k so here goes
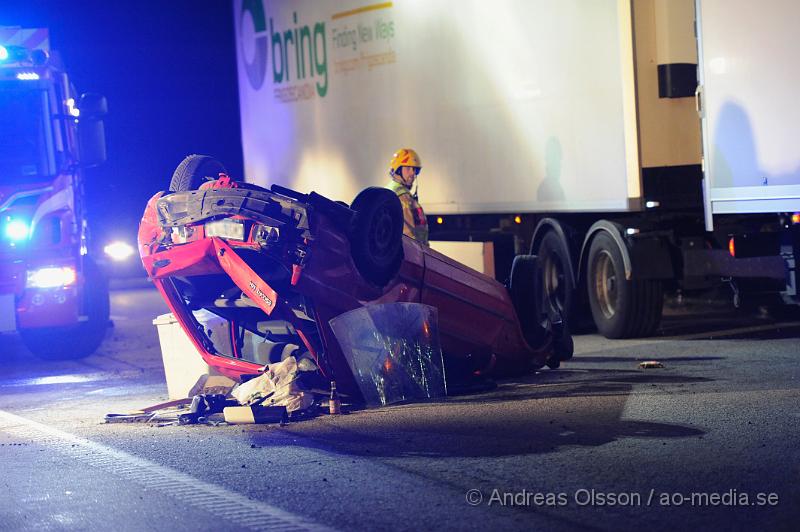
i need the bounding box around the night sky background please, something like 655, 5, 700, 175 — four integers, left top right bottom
1, 0, 244, 248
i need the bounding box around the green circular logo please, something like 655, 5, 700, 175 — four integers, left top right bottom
240, 0, 268, 90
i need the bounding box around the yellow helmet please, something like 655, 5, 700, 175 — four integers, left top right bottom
389, 148, 422, 176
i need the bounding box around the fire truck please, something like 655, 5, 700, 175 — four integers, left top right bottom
0, 27, 109, 359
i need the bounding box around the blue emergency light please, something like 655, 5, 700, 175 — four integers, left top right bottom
4, 219, 30, 241
0, 44, 46, 65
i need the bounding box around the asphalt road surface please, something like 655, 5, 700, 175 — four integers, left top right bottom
1, 282, 798, 531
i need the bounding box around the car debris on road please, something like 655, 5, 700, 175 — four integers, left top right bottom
105, 357, 343, 426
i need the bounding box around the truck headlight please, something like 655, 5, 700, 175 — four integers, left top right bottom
104, 241, 135, 261
26, 267, 77, 289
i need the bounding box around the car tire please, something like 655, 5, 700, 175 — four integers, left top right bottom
169, 154, 227, 191
20, 258, 110, 360
349, 187, 404, 286
587, 232, 663, 338
509, 255, 548, 349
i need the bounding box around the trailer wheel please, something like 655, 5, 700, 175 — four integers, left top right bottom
349, 187, 404, 286
536, 231, 575, 324
587, 232, 663, 338
20, 258, 110, 359
169, 154, 227, 191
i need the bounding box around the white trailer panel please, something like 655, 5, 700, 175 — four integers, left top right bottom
234, 0, 641, 214
697, 0, 800, 224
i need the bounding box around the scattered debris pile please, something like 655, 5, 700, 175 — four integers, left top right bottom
105, 356, 345, 427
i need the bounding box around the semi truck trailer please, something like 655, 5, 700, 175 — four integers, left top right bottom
232, 0, 799, 338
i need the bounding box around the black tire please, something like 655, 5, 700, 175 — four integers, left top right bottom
20, 258, 110, 359
509, 255, 548, 349
169, 154, 227, 191
349, 187, 404, 286
536, 231, 576, 324
586, 232, 663, 338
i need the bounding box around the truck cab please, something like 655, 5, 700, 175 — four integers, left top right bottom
0, 27, 109, 358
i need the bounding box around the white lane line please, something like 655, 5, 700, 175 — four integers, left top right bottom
0, 409, 336, 532
2, 370, 150, 387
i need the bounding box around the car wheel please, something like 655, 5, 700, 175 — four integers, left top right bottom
509, 255, 548, 349
587, 232, 663, 338
536, 231, 575, 324
349, 187, 404, 286
20, 258, 110, 359
169, 154, 227, 191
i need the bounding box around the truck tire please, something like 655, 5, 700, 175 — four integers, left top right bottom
536, 231, 575, 325
20, 258, 110, 359
169, 154, 227, 191
587, 232, 663, 338
349, 187, 404, 286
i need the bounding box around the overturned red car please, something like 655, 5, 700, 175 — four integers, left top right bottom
138, 155, 572, 399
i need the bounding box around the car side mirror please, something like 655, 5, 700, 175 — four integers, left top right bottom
77, 93, 108, 167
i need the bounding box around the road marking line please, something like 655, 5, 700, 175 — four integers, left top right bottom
3, 370, 148, 387
0, 409, 335, 532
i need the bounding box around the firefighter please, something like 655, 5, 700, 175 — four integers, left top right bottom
386, 148, 429, 246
